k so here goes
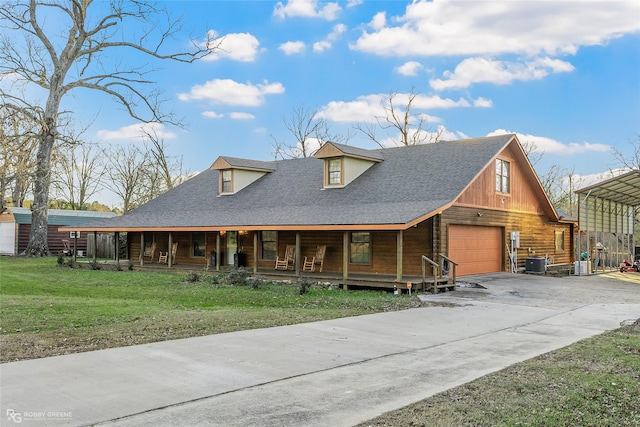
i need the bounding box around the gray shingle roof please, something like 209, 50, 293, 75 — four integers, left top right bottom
75, 135, 515, 230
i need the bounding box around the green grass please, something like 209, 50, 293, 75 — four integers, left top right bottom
358, 319, 640, 427
0, 257, 422, 362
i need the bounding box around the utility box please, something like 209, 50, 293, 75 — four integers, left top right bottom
525, 257, 546, 273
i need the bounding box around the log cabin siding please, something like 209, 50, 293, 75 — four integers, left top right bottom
442, 206, 573, 271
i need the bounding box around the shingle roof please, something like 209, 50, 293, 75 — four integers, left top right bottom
72, 134, 516, 231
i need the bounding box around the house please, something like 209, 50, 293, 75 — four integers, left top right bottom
62, 134, 574, 288
0, 207, 116, 256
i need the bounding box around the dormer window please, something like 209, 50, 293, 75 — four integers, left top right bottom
221, 170, 233, 193
211, 156, 275, 195
314, 142, 383, 189
327, 158, 342, 186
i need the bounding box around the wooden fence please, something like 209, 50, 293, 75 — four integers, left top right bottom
86, 233, 115, 259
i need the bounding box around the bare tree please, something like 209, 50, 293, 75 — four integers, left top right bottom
143, 127, 188, 198
356, 88, 443, 148
103, 144, 149, 213
51, 142, 105, 210
0, 0, 217, 256
0, 106, 39, 207
272, 106, 352, 159
538, 165, 584, 217
612, 134, 640, 171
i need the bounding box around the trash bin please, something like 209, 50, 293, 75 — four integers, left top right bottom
525, 257, 546, 273
234, 252, 246, 268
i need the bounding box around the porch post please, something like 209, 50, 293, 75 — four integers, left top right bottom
253, 232, 259, 274
216, 232, 221, 271
93, 231, 97, 263
397, 230, 403, 282
140, 233, 144, 266
115, 232, 120, 263
342, 231, 349, 289
295, 232, 301, 276
168, 232, 173, 268
73, 234, 77, 262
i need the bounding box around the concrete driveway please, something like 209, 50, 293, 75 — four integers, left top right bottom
1, 272, 638, 427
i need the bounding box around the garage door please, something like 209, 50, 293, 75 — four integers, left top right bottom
448, 225, 502, 276
0, 221, 16, 255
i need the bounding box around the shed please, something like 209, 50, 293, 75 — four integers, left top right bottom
0, 207, 116, 256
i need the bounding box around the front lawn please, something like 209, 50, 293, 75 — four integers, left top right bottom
0, 257, 422, 362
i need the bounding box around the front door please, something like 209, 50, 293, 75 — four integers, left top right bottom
226, 231, 237, 265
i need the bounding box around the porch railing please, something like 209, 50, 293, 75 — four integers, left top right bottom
421, 254, 458, 294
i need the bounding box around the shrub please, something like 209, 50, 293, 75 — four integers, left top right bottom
296, 277, 314, 295
89, 260, 101, 270
114, 262, 123, 271
127, 261, 134, 271
185, 271, 200, 283
56, 254, 66, 266
223, 268, 251, 286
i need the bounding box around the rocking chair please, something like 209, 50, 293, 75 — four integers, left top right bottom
275, 245, 295, 270
302, 245, 326, 272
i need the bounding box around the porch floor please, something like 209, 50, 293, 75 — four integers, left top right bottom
107, 260, 454, 292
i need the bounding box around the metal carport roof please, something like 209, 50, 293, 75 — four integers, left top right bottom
575, 170, 640, 207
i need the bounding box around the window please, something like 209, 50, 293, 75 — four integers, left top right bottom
261, 231, 277, 260
350, 232, 371, 264
221, 170, 232, 193
555, 230, 565, 252
328, 158, 342, 185
496, 159, 510, 193
143, 232, 154, 253
192, 232, 206, 257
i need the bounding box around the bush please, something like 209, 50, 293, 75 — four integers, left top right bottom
56, 254, 66, 266
223, 268, 251, 286
296, 277, 314, 295
113, 262, 123, 271
185, 271, 200, 283
89, 260, 101, 270
127, 261, 134, 271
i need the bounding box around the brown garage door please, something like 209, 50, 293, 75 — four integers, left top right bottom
449, 225, 503, 276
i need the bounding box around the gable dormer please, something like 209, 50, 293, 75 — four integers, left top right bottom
210, 156, 274, 195
313, 142, 383, 188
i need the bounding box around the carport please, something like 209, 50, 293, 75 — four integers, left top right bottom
576, 170, 640, 274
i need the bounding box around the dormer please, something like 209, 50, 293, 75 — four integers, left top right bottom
210, 156, 274, 195
314, 142, 383, 188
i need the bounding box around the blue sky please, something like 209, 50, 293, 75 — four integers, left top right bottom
15, 1, 640, 204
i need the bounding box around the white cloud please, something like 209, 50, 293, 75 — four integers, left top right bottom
487, 129, 611, 155
351, 0, 640, 57
96, 122, 176, 141
473, 97, 493, 108
369, 11, 386, 31
274, 0, 341, 20
178, 79, 285, 107
279, 40, 306, 55
314, 23, 347, 52
396, 61, 423, 76
230, 112, 255, 120
346, 0, 363, 8
430, 57, 575, 90
204, 31, 261, 62
318, 93, 477, 123
202, 111, 223, 119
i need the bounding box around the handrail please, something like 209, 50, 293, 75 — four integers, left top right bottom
439, 253, 458, 287
421, 255, 439, 292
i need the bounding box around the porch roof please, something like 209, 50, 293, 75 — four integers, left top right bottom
65, 135, 517, 232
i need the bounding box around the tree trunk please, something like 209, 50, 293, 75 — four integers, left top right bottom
24, 119, 55, 257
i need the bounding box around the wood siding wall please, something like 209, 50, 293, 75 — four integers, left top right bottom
17, 224, 91, 256
456, 144, 547, 215
442, 206, 573, 271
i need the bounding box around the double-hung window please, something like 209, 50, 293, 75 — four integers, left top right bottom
221, 170, 232, 193
350, 232, 371, 264
495, 159, 510, 193
327, 158, 342, 186
261, 231, 277, 260
192, 232, 206, 257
